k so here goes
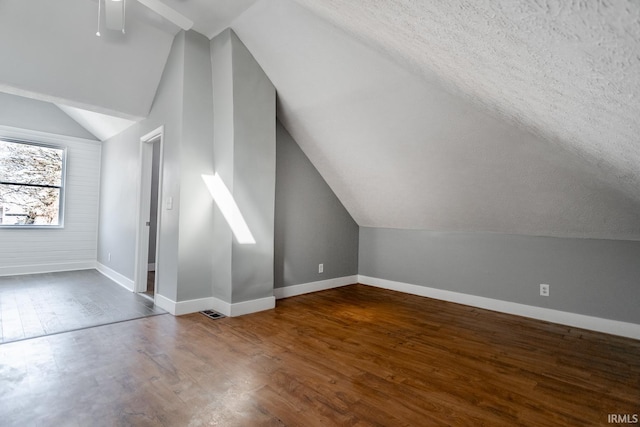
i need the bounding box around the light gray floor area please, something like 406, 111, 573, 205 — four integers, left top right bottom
0, 269, 165, 344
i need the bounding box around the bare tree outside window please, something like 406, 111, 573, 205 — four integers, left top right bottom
0, 139, 65, 226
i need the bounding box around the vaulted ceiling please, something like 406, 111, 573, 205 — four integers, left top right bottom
0, 0, 179, 119
1, 0, 638, 239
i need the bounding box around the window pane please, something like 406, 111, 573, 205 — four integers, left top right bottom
0, 139, 64, 186
0, 184, 60, 225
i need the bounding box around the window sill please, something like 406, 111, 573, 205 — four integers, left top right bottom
0, 225, 65, 229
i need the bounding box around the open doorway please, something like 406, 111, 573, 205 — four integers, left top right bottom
145, 140, 161, 298
134, 127, 163, 300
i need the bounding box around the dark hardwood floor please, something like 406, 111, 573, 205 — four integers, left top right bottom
0, 270, 165, 343
1, 284, 638, 426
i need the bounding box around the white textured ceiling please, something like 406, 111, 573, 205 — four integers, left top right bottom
231, 0, 640, 239
288, 0, 640, 201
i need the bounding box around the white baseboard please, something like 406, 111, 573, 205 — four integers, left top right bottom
96, 263, 135, 291
358, 275, 640, 340
274, 275, 358, 299
148, 263, 156, 272
228, 296, 276, 317
175, 296, 220, 316
0, 261, 96, 277
155, 294, 275, 317
155, 294, 214, 316
154, 293, 177, 315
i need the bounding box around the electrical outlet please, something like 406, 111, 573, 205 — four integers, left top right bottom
540, 284, 550, 297
319, 263, 324, 274
108, 253, 111, 262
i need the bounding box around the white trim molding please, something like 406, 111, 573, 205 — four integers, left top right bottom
96, 262, 134, 291
0, 261, 96, 277
154, 294, 276, 317
358, 275, 640, 340
274, 275, 358, 299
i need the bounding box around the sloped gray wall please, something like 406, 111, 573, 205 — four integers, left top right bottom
275, 122, 359, 287
229, 31, 277, 303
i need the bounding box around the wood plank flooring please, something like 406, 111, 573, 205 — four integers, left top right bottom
1, 284, 638, 426
0, 270, 165, 343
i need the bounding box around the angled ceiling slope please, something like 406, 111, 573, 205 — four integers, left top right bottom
0, 0, 180, 120
230, 0, 640, 240
56, 104, 136, 141
0, 92, 97, 140
289, 0, 640, 200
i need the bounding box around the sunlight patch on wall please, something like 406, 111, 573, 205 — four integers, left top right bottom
202, 173, 255, 244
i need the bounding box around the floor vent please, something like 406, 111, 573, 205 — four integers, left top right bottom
200, 309, 225, 320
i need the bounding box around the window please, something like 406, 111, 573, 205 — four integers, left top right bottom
0, 139, 66, 227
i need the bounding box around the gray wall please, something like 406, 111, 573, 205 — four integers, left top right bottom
99, 30, 217, 303
138, 32, 185, 301
210, 29, 276, 304
359, 227, 640, 324
229, 31, 276, 303
210, 29, 234, 303
0, 92, 96, 140
97, 124, 141, 279
175, 30, 215, 302
275, 122, 359, 287
98, 31, 185, 300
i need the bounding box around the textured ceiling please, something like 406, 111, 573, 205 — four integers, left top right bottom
289, 0, 640, 200
232, 0, 640, 239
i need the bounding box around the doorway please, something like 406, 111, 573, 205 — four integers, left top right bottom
144, 140, 160, 297
134, 127, 163, 299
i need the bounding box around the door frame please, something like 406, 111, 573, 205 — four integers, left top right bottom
134, 126, 164, 295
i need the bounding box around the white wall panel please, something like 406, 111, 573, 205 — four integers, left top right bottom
0, 127, 101, 275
